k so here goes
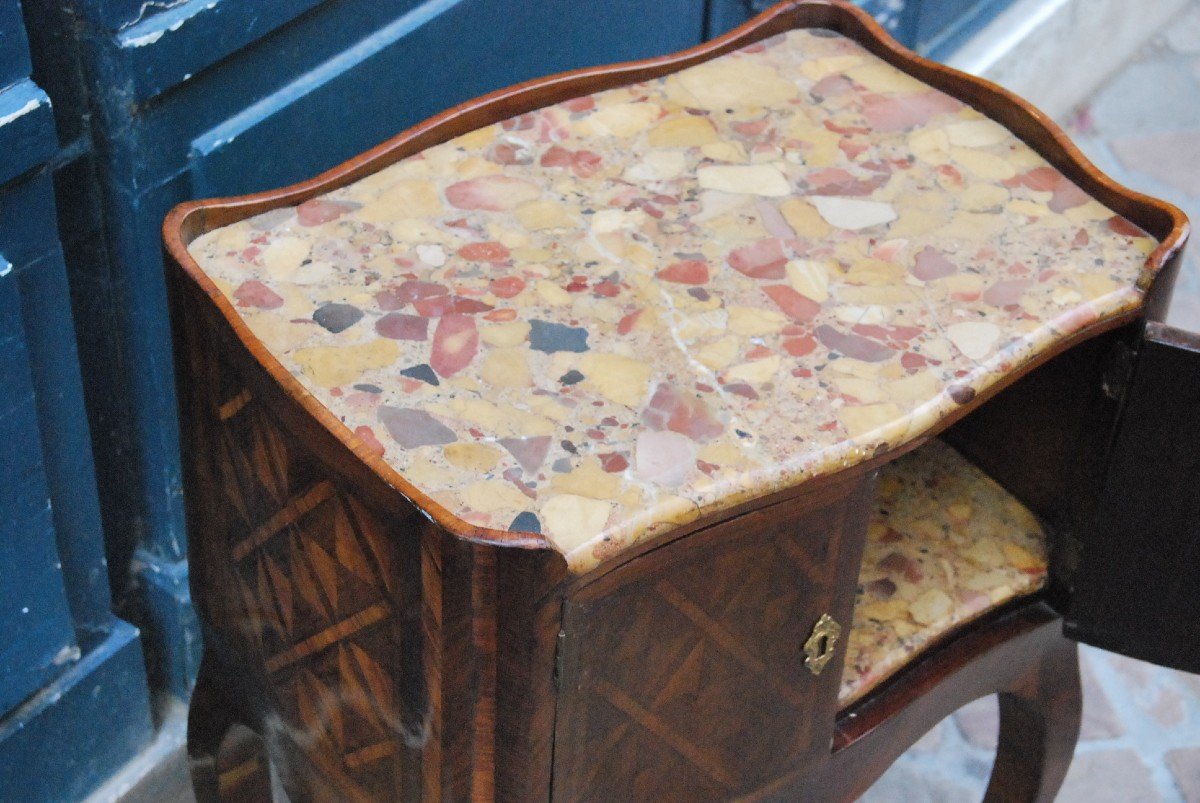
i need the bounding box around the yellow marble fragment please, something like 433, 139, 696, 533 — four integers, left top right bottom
540, 495, 614, 551
780, 198, 832, 238
837, 403, 902, 438
481, 348, 532, 389
576, 102, 661, 138
293, 340, 399, 387
673, 58, 797, 110
515, 199, 577, 230
579, 353, 654, 407
460, 480, 531, 513
551, 459, 623, 500
647, 116, 718, 147
696, 164, 792, 196
443, 443, 502, 473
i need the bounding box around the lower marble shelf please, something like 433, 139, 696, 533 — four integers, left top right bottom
839, 438, 1049, 706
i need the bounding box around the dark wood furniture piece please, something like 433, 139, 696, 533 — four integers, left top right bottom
163, 1, 1195, 799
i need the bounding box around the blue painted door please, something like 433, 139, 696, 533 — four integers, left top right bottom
0, 3, 153, 800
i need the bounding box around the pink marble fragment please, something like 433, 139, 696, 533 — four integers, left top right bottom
728, 239, 787, 279
375, 313, 429, 341
499, 436, 552, 473
861, 92, 963, 132
642, 383, 724, 443
430, 314, 478, 377
296, 198, 358, 226
634, 430, 697, 488
445, 175, 540, 211
982, 278, 1031, 307
233, 280, 284, 309
413, 295, 494, 317
489, 276, 526, 298
816, 325, 894, 362
912, 247, 957, 281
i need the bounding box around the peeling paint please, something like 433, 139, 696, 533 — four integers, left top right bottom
0, 98, 41, 127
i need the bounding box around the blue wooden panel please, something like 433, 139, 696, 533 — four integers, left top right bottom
0, 79, 55, 186
0, 270, 77, 715
707, 0, 918, 45
0, 620, 151, 802
84, 0, 357, 102
915, 0, 1013, 59
0, 0, 31, 91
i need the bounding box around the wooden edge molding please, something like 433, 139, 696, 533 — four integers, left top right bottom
162, 0, 1191, 567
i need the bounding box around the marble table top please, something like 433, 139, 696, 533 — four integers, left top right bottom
188, 28, 1159, 573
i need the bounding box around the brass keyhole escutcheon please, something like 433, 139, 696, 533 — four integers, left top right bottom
803, 613, 842, 676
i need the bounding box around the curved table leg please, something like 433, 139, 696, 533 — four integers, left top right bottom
985, 637, 1081, 802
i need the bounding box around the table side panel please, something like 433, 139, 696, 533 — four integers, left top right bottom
552, 476, 873, 800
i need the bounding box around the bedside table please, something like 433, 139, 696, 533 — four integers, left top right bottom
164, 1, 1194, 799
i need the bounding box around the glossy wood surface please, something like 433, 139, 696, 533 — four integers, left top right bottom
161, 1, 1191, 799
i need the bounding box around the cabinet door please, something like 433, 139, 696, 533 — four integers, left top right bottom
1065, 322, 1200, 673
552, 480, 871, 800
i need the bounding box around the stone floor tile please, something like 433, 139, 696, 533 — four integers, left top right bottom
1163, 4, 1200, 53
1167, 748, 1200, 803
1110, 130, 1200, 197
953, 695, 999, 751
859, 761, 981, 803
1087, 58, 1200, 137
1058, 749, 1159, 802
1080, 658, 1126, 741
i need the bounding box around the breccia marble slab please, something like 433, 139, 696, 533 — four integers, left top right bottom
840, 439, 1047, 705
188, 28, 1158, 573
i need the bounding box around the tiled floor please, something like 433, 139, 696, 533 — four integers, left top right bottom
94, 6, 1200, 803
863, 5, 1200, 801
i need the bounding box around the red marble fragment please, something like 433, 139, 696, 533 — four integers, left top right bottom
1005, 166, 1060, 192
983, 278, 1031, 307
539, 145, 573, 167
617, 309, 642, 335
489, 276, 526, 298
375, 313, 429, 340
296, 198, 357, 226
598, 452, 629, 473
642, 382, 724, 443
354, 425, 386, 457
728, 239, 787, 279
1107, 216, 1145, 237
572, 150, 603, 179
878, 551, 924, 583
783, 336, 817, 357
912, 246, 957, 281
458, 241, 511, 262
484, 309, 518, 322
564, 96, 595, 113
866, 578, 897, 600
657, 260, 709, 284
815, 325, 894, 362
430, 314, 478, 377
485, 142, 532, 166
807, 167, 889, 196
763, 284, 821, 322
592, 281, 621, 298
1073, 229, 1091, 247
852, 324, 922, 343
233, 280, 284, 309
413, 295, 494, 317
732, 118, 770, 136
723, 383, 759, 400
